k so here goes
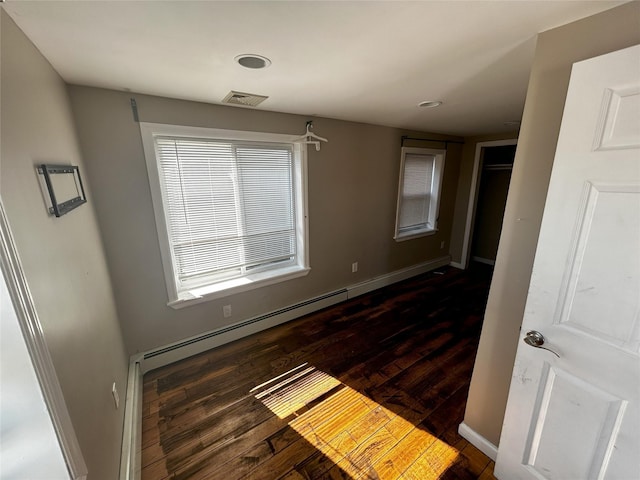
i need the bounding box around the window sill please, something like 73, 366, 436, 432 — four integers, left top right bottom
167, 265, 310, 309
394, 228, 438, 242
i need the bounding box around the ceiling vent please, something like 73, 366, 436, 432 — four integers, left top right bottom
222, 91, 268, 107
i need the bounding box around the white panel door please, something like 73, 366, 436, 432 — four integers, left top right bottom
496, 44, 640, 480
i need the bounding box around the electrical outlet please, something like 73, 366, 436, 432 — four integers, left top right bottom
223, 304, 232, 318
112, 382, 120, 409
351, 262, 358, 273
440, 241, 445, 249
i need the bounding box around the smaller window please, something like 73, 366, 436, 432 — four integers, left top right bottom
394, 147, 446, 241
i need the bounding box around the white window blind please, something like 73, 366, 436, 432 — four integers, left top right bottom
155, 137, 296, 286
398, 153, 435, 233
394, 147, 445, 241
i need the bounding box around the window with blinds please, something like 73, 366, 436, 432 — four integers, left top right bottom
394, 147, 446, 241
141, 123, 309, 306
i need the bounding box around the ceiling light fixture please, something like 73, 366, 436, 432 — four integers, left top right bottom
235, 54, 272, 69
418, 100, 442, 108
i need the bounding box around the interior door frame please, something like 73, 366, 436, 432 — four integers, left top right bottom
0, 198, 88, 479
458, 139, 518, 269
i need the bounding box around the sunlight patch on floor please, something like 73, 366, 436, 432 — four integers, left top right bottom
254, 364, 460, 479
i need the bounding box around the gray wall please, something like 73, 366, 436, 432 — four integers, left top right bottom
0, 11, 128, 480
67, 87, 463, 355
463, 1, 640, 447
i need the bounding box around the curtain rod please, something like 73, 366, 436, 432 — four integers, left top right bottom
401, 136, 464, 148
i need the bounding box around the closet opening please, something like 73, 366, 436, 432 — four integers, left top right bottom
460, 139, 517, 269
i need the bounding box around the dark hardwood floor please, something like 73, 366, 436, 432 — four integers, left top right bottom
142, 264, 497, 479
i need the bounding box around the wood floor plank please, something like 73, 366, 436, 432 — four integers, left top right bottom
402, 437, 461, 480
141, 442, 164, 469
420, 385, 470, 440
167, 412, 287, 476
141, 457, 169, 480
478, 461, 496, 480
371, 424, 439, 477
294, 430, 358, 480
453, 443, 492, 479
142, 264, 498, 480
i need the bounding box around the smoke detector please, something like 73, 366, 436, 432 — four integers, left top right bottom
222, 91, 269, 107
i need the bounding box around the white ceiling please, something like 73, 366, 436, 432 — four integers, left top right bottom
3, 1, 625, 136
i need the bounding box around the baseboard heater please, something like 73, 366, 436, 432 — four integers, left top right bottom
139, 255, 450, 373
141, 288, 348, 372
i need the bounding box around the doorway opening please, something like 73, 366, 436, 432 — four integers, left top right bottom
459, 139, 517, 269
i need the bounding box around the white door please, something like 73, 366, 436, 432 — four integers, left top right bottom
496, 45, 640, 480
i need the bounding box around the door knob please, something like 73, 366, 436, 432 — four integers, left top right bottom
523, 330, 560, 358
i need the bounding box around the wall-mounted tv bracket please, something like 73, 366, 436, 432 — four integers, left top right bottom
37, 164, 87, 217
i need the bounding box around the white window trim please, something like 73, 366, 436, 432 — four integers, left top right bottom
140, 122, 310, 309
394, 146, 446, 242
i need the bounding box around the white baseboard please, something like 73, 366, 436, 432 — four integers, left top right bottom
471, 256, 496, 266
119, 356, 143, 480
347, 256, 451, 298
458, 422, 498, 461
449, 261, 464, 269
